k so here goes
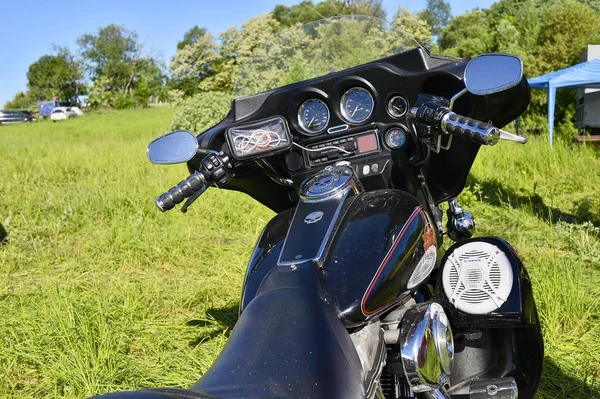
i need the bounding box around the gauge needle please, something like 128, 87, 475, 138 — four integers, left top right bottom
351, 105, 358, 117
308, 116, 315, 127
393, 105, 403, 111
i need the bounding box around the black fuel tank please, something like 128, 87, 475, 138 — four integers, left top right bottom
240, 190, 438, 327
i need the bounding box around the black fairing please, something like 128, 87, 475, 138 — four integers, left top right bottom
437, 237, 543, 399
187, 48, 530, 211
192, 263, 366, 399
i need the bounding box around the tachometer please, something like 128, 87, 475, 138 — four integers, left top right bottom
298, 99, 330, 135
341, 87, 374, 124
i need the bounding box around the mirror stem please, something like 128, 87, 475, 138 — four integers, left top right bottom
449, 88, 468, 110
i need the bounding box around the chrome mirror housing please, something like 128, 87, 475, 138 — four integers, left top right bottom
464, 54, 524, 96
147, 130, 199, 165
400, 302, 454, 393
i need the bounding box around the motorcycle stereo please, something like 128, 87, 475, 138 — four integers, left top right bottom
304, 129, 381, 166
435, 237, 539, 328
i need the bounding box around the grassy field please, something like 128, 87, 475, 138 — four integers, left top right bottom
0, 109, 599, 398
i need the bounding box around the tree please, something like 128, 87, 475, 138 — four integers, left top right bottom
393, 7, 433, 46
3, 92, 32, 110
26, 48, 83, 102
273, 0, 385, 27
78, 24, 166, 107
177, 26, 208, 50
418, 0, 452, 41
170, 28, 218, 95
439, 9, 493, 58
78, 24, 143, 94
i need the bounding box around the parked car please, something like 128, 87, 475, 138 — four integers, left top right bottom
0, 110, 37, 125
50, 107, 77, 122
67, 106, 84, 116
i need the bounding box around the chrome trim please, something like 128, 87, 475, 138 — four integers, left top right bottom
448, 88, 467, 111
277, 188, 349, 267
298, 98, 330, 135
440, 112, 500, 146
327, 124, 349, 134
299, 164, 363, 201
400, 302, 454, 393
278, 164, 363, 267
469, 377, 518, 399
340, 87, 374, 124
446, 198, 475, 241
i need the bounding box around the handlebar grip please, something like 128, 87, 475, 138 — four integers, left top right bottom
156, 171, 206, 212
441, 112, 500, 146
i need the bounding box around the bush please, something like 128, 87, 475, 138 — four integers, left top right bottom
170, 91, 231, 133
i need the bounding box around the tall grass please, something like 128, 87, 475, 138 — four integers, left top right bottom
0, 111, 599, 398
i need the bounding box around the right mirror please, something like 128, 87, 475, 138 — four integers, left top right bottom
147, 130, 199, 165
464, 54, 524, 96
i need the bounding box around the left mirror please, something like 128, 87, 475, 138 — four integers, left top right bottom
147, 130, 199, 165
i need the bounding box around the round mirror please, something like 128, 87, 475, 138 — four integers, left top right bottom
464, 54, 524, 96
147, 130, 199, 165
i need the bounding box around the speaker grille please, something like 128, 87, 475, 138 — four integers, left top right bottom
442, 241, 513, 314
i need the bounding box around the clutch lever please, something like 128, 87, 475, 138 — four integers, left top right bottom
181, 184, 209, 213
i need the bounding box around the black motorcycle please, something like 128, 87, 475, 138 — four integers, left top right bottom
97, 17, 543, 399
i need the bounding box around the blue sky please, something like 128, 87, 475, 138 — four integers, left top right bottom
0, 0, 495, 107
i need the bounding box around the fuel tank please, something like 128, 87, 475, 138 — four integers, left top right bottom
240, 166, 438, 327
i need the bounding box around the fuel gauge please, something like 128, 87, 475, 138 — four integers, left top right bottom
385, 127, 407, 150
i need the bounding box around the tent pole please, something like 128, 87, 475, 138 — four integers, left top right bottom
548, 86, 556, 146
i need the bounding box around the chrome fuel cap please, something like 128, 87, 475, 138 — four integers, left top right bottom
299, 164, 362, 201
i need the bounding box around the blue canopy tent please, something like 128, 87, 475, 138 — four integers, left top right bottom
527, 58, 600, 145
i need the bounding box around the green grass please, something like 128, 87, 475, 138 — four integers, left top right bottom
0, 109, 599, 398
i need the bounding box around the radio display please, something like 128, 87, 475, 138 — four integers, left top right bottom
357, 133, 378, 153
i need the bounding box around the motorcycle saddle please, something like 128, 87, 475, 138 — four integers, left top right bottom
94, 267, 366, 399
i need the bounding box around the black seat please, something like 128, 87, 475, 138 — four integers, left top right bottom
190, 285, 365, 398
93, 266, 365, 399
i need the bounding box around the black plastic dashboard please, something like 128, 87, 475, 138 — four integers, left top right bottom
191, 47, 530, 212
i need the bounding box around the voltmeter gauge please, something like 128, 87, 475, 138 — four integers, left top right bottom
385, 127, 407, 150
387, 95, 408, 118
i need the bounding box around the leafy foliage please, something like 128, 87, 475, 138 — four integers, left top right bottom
440, 0, 600, 139
78, 24, 166, 108
2, 92, 33, 110
272, 0, 385, 27
170, 91, 231, 133
26, 48, 83, 103
418, 0, 452, 42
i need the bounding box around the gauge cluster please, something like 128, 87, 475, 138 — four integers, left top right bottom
225, 73, 415, 177
293, 84, 409, 138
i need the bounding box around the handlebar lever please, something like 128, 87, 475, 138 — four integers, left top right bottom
499, 129, 527, 144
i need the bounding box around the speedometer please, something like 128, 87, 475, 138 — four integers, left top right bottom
341, 87, 374, 124
298, 99, 330, 135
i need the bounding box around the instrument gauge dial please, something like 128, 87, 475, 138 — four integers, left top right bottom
387, 95, 408, 118
341, 87, 374, 124
385, 127, 407, 150
298, 99, 330, 135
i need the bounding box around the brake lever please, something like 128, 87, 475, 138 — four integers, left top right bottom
181, 184, 209, 213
